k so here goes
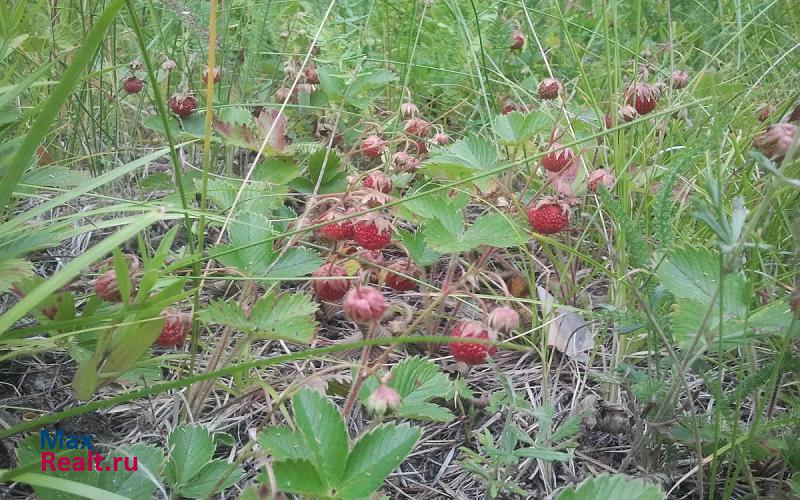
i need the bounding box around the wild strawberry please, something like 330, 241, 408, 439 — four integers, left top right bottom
275, 86, 297, 104
343, 285, 388, 323
448, 320, 497, 364
162, 59, 177, 71
362, 135, 387, 159
618, 105, 638, 123
315, 207, 354, 241
404, 117, 430, 136
391, 151, 420, 172
587, 168, 615, 192
94, 255, 140, 302
312, 263, 350, 301
626, 83, 660, 115
366, 378, 402, 415
527, 198, 570, 234
156, 309, 192, 347
432, 132, 450, 145
304, 67, 320, 85
757, 104, 775, 122
123, 77, 144, 94
385, 259, 421, 292
753, 123, 797, 161
670, 70, 689, 89
510, 30, 526, 50
169, 94, 198, 117
401, 101, 419, 117
538, 77, 562, 100
414, 140, 428, 156
487, 306, 519, 333
361, 190, 391, 208
203, 66, 221, 84
363, 172, 392, 193
501, 102, 517, 115
354, 214, 393, 250
541, 143, 574, 173
789, 104, 800, 123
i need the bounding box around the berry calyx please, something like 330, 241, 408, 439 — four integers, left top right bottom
538, 77, 562, 100
448, 320, 497, 365
363, 172, 393, 193
527, 198, 570, 234
401, 101, 419, 117
587, 168, 615, 193
203, 66, 221, 84
487, 306, 520, 333
343, 285, 388, 323
432, 132, 450, 145
362, 135, 387, 159
168, 94, 198, 117
404, 117, 430, 136
670, 70, 689, 89
123, 77, 144, 94
353, 214, 393, 250
391, 151, 420, 172
385, 259, 421, 292
753, 123, 797, 162
510, 30, 526, 50
541, 143, 575, 173
312, 263, 350, 301
315, 207, 355, 241
156, 309, 192, 347
618, 105, 638, 123
366, 379, 402, 415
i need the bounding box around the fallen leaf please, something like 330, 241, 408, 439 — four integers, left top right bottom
537, 286, 594, 362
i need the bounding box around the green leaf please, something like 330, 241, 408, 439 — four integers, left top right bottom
272, 459, 327, 496
291, 389, 349, 488
425, 213, 527, 253
290, 149, 347, 194
176, 459, 243, 498
164, 424, 215, 487
219, 106, 253, 126
258, 426, 311, 462
420, 135, 500, 190
338, 423, 421, 498
95, 444, 164, 500
265, 247, 322, 279
396, 228, 440, 267
21, 166, 89, 188
253, 156, 301, 186
494, 111, 547, 145
556, 473, 665, 500
201, 292, 317, 343
513, 447, 571, 461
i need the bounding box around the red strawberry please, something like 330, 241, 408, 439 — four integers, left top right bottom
385, 259, 421, 292
123, 77, 144, 94
156, 310, 192, 347
789, 104, 800, 123
94, 255, 140, 302
312, 263, 350, 301
432, 132, 450, 145
404, 117, 430, 136
343, 285, 388, 323
541, 143, 574, 173
448, 320, 497, 364
527, 198, 570, 234
304, 67, 320, 85
756, 104, 775, 122
587, 168, 615, 192
363, 172, 392, 193
510, 30, 526, 50
362, 135, 387, 159
203, 66, 221, 84
538, 78, 561, 100
414, 140, 428, 156
626, 83, 659, 115
169, 94, 198, 117
501, 102, 517, 115
391, 151, 420, 172
353, 214, 392, 250
315, 207, 354, 241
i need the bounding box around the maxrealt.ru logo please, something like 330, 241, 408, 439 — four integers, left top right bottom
40, 430, 138, 472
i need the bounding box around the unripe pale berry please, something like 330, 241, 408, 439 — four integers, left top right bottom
343, 285, 388, 323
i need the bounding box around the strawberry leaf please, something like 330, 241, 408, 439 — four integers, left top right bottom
291, 389, 349, 489
557, 473, 665, 500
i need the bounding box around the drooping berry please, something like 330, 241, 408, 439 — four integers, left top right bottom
487, 306, 520, 333
161, 59, 177, 71
404, 117, 430, 136
587, 168, 615, 192
432, 132, 450, 145
363, 172, 393, 193
510, 30, 526, 50
618, 105, 638, 123
304, 66, 320, 85
753, 123, 797, 161
123, 77, 144, 94
401, 101, 419, 118
391, 151, 420, 172
757, 104, 775, 122
312, 263, 350, 301
541, 143, 575, 173
448, 320, 497, 365
670, 70, 689, 89
353, 214, 393, 250
343, 285, 388, 323
366, 379, 402, 415
538, 78, 562, 100
315, 208, 354, 241
94, 255, 140, 302
362, 135, 387, 159
385, 259, 421, 292
203, 66, 221, 84
627, 83, 660, 115
527, 198, 570, 234
501, 102, 517, 115
275, 86, 297, 104
169, 94, 198, 117
156, 310, 192, 347
356, 249, 385, 277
